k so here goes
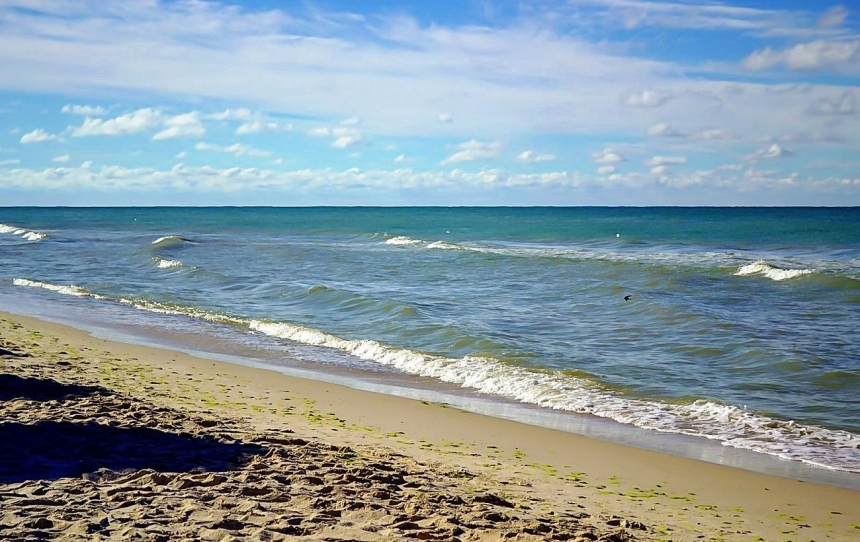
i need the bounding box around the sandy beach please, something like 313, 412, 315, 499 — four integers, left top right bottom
1, 310, 858, 542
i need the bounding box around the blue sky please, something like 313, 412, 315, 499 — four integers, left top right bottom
1, 0, 859, 206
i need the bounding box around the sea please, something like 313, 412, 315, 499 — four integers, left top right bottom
1, 207, 859, 486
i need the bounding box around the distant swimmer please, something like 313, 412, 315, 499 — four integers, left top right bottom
624, 295, 632, 301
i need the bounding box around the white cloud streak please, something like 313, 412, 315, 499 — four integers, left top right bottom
743, 39, 860, 71
194, 142, 271, 157
2, 164, 856, 205
517, 150, 557, 163
442, 140, 502, 164
62, 104, 107, 116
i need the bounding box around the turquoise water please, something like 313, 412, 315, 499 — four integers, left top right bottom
1, 207, 859, 472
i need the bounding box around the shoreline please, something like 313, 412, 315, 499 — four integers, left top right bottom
4, 289, 859, 491
2, 310, 859, 541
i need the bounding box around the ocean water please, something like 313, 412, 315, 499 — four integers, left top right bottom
1, 207, 859, 476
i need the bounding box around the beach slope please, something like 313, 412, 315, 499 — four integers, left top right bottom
1, 311, 858, 541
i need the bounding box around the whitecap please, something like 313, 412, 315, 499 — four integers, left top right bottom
0, 223, 46, 242
385, 235, 422, 246
427, 241, 461, 250
155, 258, 183, 269
735, 260, 815, 281
150, 235, 197, 248
13, 278, 90, 297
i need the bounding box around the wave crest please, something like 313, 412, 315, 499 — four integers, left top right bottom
385, 235, 422, 246
13, 278, 92, 297
150, 235, 197, 248
155, 258, 183, 269
0, 223, 46, 242
427, 241, 460, 250
735, 260, 815, 281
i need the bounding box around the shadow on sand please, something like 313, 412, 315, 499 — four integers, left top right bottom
0, 421, 266, 484
0, 374, 107, 402
0, 375, 266, 484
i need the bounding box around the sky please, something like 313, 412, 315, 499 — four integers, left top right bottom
1, 0, 859, 206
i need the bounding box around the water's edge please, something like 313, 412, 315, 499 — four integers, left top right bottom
3, 290, 859, 492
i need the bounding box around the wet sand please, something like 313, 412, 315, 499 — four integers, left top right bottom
1, 310, 858, 541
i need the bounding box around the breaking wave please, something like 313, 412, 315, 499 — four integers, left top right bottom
12, 278, 95, 298
735, 260, 815, 281
150, 235, 198, 249
0, 223, 46, 242
385, 235, 422, 246
154, 258, 183, 269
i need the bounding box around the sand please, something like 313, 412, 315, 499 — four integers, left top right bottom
1, 310, 858, 541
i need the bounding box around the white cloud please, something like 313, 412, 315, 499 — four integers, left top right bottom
0, 1, 673, 139
62, 104, 107, 116
743, 40, 860, 71
332, 134, 365, 148
592, 148, 626, 165
646, 155, 687, 175
394, 154, 409, 163
807, 91, 856, 115
0, 159, 20, 166
516, 150, 557, 163
646, 156, 687, 167
340, 117, 360, 126
818, 5, 848, 28
624, 90, 672, 107
746, 143, 794, 161
52, 154, 70, 163
647, 123, 684, 137
597, 165, 616, 175
207, 109, 253, 121
194, 141, 271, 157
236, 120, 285, 134
176, 151, 187, 159
442, 140, 502, 164
71, 108, 163, 137
308, 124, 367, 148
20, 128, 58, 144
695, 128, 736, 140
438, 112, 453, 123
152, 111, 205, 140
0, 163, 586, 193
2, 161, 859, 205
568, 1, 786, 33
